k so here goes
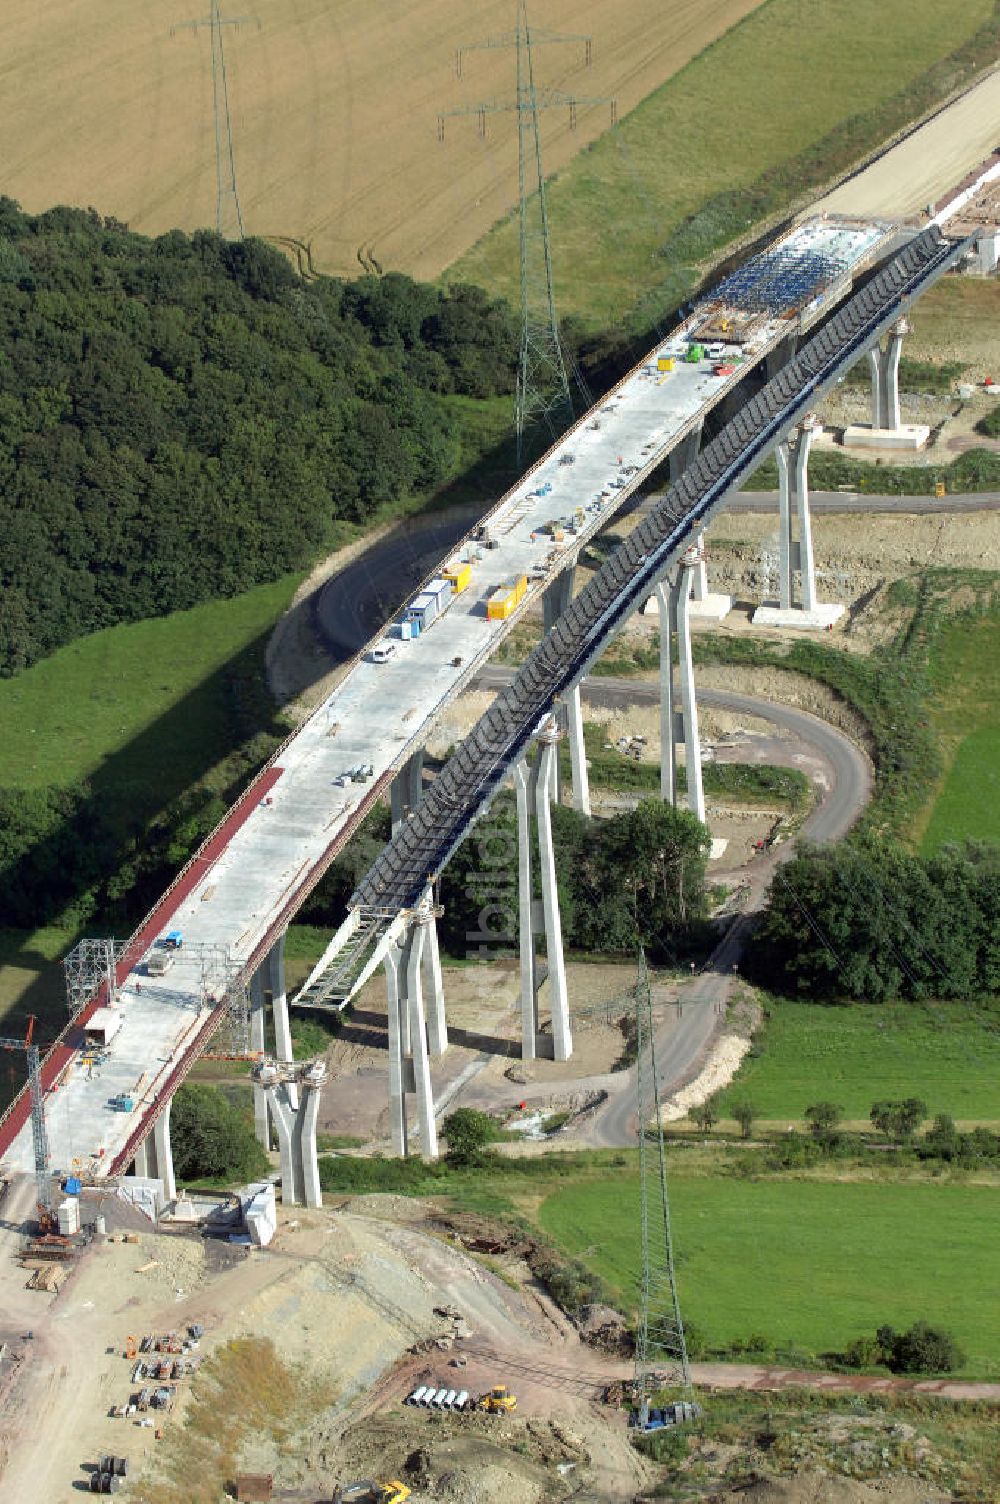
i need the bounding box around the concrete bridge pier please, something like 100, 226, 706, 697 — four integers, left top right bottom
390, 748, 425, 833
132, 1100, 176, 1202
666, 423, 730, 620
383, 893, 441, 1159
514, 725, 572, 1064
868, 317, 909, 431
542, 565, 590, 815
753, 414, 844, 630
655, 560, 705, 825
250, 964, 270, 1147
267, 933, 298, 1109
255, 1060, 326, 1207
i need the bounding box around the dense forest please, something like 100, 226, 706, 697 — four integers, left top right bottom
0, 199, 517, 676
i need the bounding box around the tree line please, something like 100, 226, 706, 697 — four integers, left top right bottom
301, 793, 713, 965
0, 199, 517, 677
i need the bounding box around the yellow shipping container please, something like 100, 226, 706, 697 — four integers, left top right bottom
443, 560, 472, 594
657, 357, 674, 372
488, 594, 515, 621
487, 574, 528, 621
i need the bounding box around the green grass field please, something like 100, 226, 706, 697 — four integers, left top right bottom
539, 1175, 1000, 1373
0, 574, 301, 793
0, 576, 304, 1033
450, 0, 996, 329
920, 603, 1000, 852
712, 1000, 1000, 1124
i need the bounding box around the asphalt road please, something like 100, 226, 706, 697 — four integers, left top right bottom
471, 667, 872, 1146
313, 491, 998, 666
311, 525, 872, 1145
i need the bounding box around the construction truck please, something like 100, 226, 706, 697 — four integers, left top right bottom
332, 1481, 411, 1504
479, 1384, 517, 1414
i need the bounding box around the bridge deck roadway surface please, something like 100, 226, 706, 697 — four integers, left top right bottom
0, 219, 892, 1178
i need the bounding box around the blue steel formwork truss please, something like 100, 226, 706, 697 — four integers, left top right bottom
709, 248, 848, 317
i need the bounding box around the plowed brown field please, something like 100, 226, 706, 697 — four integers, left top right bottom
4, 0, 764, 279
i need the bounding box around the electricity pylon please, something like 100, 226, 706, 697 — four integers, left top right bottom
633, 949, 692, 1420
172, 1, 256, 239
439, 2, 615, 464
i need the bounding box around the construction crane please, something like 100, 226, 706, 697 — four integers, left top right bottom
0, 1016, 56, 1232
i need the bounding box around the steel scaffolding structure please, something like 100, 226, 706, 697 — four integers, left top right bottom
63, 938, 125, 1018
709, 248, 845, 317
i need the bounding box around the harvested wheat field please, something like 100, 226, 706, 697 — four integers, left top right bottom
4, 0, 764, 279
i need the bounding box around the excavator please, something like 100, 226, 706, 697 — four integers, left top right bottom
332, 1481, 410, 1504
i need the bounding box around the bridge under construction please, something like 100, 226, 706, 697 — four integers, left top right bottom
0, 208, 982, 1205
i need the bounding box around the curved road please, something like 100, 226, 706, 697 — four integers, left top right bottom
314, 490, 998, 665
308, 525, 872, 1144
458, 669, 871, 1146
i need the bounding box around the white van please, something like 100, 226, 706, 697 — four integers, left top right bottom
368, 642, 397, 664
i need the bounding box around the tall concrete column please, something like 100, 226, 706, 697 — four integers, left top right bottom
563, 683, 591, 816
152, 1100, 176, 1203
655, 580, 678, 807
674, 560, 705, 825
535, 731, 572, 1062
754, 414, 842, 628
256, 1061, 326, 1208
405, 908, 438, 1160
421, 907, 448, 1058
542, 564, 582, 807
132, 1138, 151, 1179
384, 943, 410, 1157
299, 1064, 325, 1208
390, 748, 425, 833
514, 731, 572, 1064
794, 419, 817, 612
656, 569, 704, 822
514, 759, 539, 1060
267, 932, 298, 1109
666, 423, 730, 620
775, 443, 794, 611
868, 317, 908, 431
380, 895, 440, 1159
250, 964, 270, 1146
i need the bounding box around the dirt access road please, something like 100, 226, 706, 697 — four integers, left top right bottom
816, 64, 1000, 220
432, 671, 871, 1146
3, 0, 762, 280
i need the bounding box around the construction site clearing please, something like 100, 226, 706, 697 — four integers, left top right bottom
0, 1174, 658, 1504
0, 1177, 971, 1504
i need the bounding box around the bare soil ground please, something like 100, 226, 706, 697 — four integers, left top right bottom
4, 0, 763, 281
704, 508, 1000, 644
0, 1177, 648, 1504
815, 64, 1000, 221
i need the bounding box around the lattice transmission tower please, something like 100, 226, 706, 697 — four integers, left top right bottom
173, 1, 256, 239
633, 948, 692, 1420
440, 2, 615, 464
